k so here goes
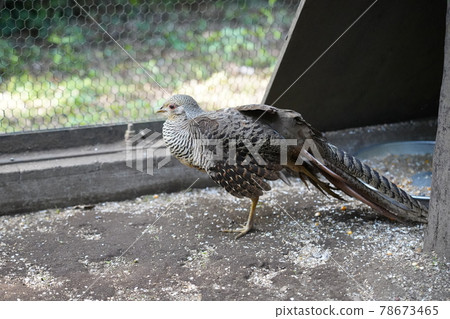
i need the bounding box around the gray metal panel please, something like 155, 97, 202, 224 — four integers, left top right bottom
264, 0, 446, 131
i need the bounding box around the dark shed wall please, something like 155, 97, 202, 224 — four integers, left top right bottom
264, 0, 447, 131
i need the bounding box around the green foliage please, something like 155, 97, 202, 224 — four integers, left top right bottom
0, 0, 296, 133
48, 26, 88, 74
0, 39, 23, 81
0, 0, 71, 39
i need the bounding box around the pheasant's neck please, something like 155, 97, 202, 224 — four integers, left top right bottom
162, 116, 190, 147
162, 116, 206, 170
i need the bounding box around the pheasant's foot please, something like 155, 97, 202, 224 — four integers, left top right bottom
221, 223, 253, 239
221, 197, 258, 239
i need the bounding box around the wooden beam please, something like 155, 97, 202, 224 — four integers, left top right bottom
424, 2, 450, 259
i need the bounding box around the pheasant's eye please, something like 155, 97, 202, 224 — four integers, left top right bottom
168, 104, 176, 110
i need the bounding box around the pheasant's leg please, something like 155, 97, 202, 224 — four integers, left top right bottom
221, 197, 259, 239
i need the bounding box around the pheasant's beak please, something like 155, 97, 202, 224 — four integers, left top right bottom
156, 106, 166, 113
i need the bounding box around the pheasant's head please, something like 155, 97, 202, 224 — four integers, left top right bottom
157, 94, 205, 119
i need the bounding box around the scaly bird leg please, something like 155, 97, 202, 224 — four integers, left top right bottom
221, 197, 259, 239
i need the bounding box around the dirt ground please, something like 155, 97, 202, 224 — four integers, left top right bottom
0, 179, 449, 301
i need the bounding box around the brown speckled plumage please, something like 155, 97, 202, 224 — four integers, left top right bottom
158, 95, 428, 238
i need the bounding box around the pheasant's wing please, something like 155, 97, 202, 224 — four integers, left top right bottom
235, 104, 323, 141
234, 104, 344, 199
190, 110, 284, 199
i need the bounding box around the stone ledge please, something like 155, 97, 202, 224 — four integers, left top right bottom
0, 118, 437, 216
0, 149, 215, 215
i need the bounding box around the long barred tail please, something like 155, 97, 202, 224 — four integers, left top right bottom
314, 142, 428, 223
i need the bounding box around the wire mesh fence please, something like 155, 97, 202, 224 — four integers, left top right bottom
0, 0, 300, 134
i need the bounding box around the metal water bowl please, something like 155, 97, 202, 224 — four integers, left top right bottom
356, 141, 435, 207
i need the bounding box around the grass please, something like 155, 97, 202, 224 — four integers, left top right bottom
0, 0, 299, 133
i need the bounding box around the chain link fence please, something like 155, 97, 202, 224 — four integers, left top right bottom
0, 0, 299, 134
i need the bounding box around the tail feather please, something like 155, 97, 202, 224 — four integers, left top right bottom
303, 142, 428, 223
297, 164, 344, 200
303, 150, 415, 222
